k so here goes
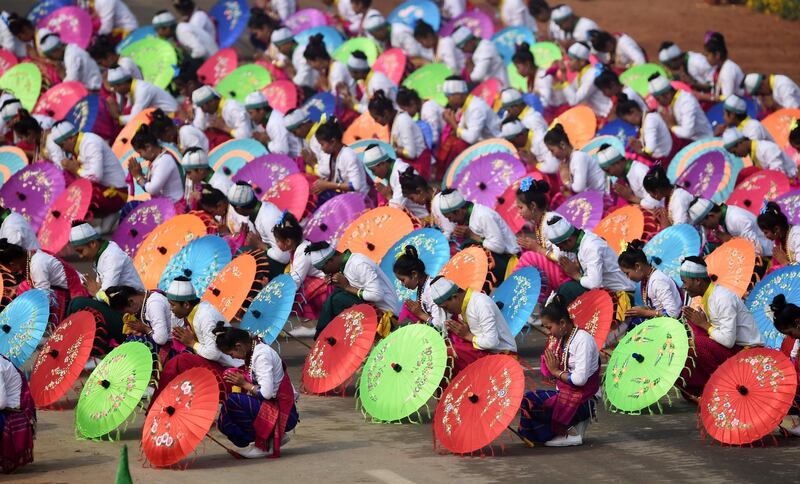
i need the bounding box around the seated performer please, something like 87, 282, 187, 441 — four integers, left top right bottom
312, 119, 369, 201
107, 65, 177, 125
688, 198, 773, 256
595, 144, 662, 209
129, 125, 185, 207
769, 295, 800, 436
722, 129, 796, 179
368, 90, 432, 180
191, 86, 252, 143
214, 325, 299, 459
451, 26, 509, 86
543, 124, 606, 198
617, 240, 682, 321
398, 170, 456, 237
393, 245, 449, 333
152, 10, 218, 60
182, 148, 232, 210
244, 91, 294, 156
412, 21, 465, 75
757, 202, 799, 267
743, 72, 800, 110
106, 285, 178, 363
649, 74, 713, 144
642, 166, 694, 227
0, 205, 38, 251
615, 94, 674, 164
560, 42, 613, 119
518, 295, 598, 447
679, 257, 763, 397
0, 355, 36, 474
715, 95, 774, 142
362, 146, 429, 218
346, 51, 397, 114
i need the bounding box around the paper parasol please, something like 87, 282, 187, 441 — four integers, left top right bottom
569, 289, 614, 350
0, 162, 65, 232
302, 304, 378, 394
728, 169, 790, 215
675, 150, 741, 204
553, 105, 597, 149
745, 265, 800, 350
580, 134, 626, 157
0, 289, 49, 367
120, 37, 177, 89
441, 9, 495, 39
358, 324, 448, 422
492, 27, 536, 64
555, 191, 604, 230
402, 63, 452, 107
372, 48, 407, 86
470, 78, 503, 108
112, 198, 177, 257
239, 274, 297, 344
209, 139, 268, 178
388, 0, 441, 31
701, 348, 797, 445
197, 48, 238, 86
761, 108, 800, 149
285, 8, 330, 34
262, 79, 298, 114
112, 108, 156, 158
776, 189, 800, 225
75, 342, 154, 439
444, 138, 517, 188
295, 26, 345, 54
333, 37, 381, 65
203, 250, 272, 322
230, 153, 299, 197
433, 354, 525, 454
0, 49, 17, 77
263, 173, 310, 220
115, 26, 157, 54
302, 91, 336, 123
706, 99, 758, 127
37, 6, 92, 49
37, 178, 92, 254
27, 0, 72, 25
209, 0, 250, 49
0, 62, 41, 111
530, 42, 563, 69
643, 224, 701, 287
492, 267, 541, 336
0, 146, 28, 187
594, 205, 646, 255
379, 228, 451, 302
494, 172, 544, 234
133, 214, 209, 289
706, 238, 756, 298
65, 94, 101, 133
142, 367, 221, 467
603, 317, 690, 413
453, 153, 525, 207
337, 207, 414, 263
158, 235, 232, 295
667, 139, 726, 182
438, 246, 489, 291
619, 63, 670, 97
33, 81, 87, 120
29, 311, 96, 408
215, 64, 271, 103
343, 112, 390, 145
597, 119, 638, 140
303, 192, 371, 243
418, 119, 434, 149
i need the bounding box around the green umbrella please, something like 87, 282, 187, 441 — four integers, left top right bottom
603, 317, 690, 414
531, 42, 563, 69
402, 63, 452, 106
619, 63, 670, 98
215, 64, 272, 104
75, 342, 154, 439
333, 37, 382, 65
120, 37, 178, 89
357, 324, 448, 422
0, 62, 42, 111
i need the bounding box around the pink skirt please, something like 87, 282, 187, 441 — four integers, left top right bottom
515, 251, 571, 304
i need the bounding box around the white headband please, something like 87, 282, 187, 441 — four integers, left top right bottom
545, 213, 576, 244
567, 42, 590, 61
430, 277, 459, 306
658, 44, 683, 63
723, 95, 747, 115
680, 260, 709, 279
648, 75, 672, 96
688, 198, 715, 225
227, 183, 256, 207
153, 11, 177, 27
347, 56, 370, 71
309, 245, 336, 269
722, 128, 746, 149
501, 120, 524, 139
743, 73, 764, 95
596, 145, 625, 169
439, 190, 466, 213
69, 223, 99, 246
166, 277, 197, 301
443, 79, 468, 95
181, 149, 209, 170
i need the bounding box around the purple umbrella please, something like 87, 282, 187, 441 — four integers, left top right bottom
777, 189, 800, 225
303, 192, 372, 244
674, 151, 726, 200
231, 154, 299, 199
440, 10, 495, 39
0, 163, 65, 232
112, 198, 177, 256
285, 8, 329, 34
555, 191, 604, 231
453, 153, 525, 207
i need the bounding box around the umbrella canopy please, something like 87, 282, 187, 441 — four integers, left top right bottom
706, 238, 756, 298
619, 63, 670, 97
75, 342, 154, 439
776, 188, 800, 225
112, 198, 177, 257
643, 224, 702, 287
202, 250, 271, 322
37, 6, 92, 49
0, 62, 42, 111
333, 37, 382, 65
0, 162, 65, 232
303, 91, 336, 122
197, 48, 238, 86
728, 169, 790, 215
569, 289, 614, 350
112, 108, 156, 158
444, 138, 517, 188
379, 228, 451, 302
33, 81, 87, 120
0, 289, 49, 367
603, 317, 690, 413
746, 265, 800, 350
388, 0, 441, 31
0, 49, 17, 77
667, 139, 726, 182
492, 267, 541, 336
209, 0, 250, 49
262, 80, 298, 114
65, 94, 101, 133
441, 9, 495, 39
675, 150, 741, 204
343, 112, 390, 145
700, 348, 797, 445
594, 205, 646, 255
706, 99, 758, 127
492, 27, 536, 64
372, 48, 407, 85
230, 153, 298, 197
263, 173, 311, 221
37, 178, 92, 254
494, 171, 543, 234
239, 274, 297, 344
530, 42, 563, 69
453, 153, 525, 208
433, 354, 525, 454
762, 108, 800, 150
285, 8, 330, 34
402, 63, 452, 107
115, 26, 157, 53
296, 26, 345, 54
134, 214, 209, 289
581, 134, 626, 157
597, 119, 638, 140
210, 139, 269, 178
142, 367, 220, 467
302, 304, 378, 394
553, 105, 597, 149
337, 207, 414, 263
358, 324, 448, 422
29, 311, 96, 408
555, 191, 604, 230
158, 235, 232, 295
470, 78, 503, 107
438, 246, 489, 291
215, 64, 271, 103
27, 0, 72, 24
120, 37, 177, 90
0, 146, 28, 186
304, 192, 371, 244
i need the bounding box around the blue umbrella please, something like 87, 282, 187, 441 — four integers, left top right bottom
27, 0, 72, 25
522, 93, 544, 114
239, 274, 297, 344
210, 0, 251, 49
115, 26, 157, 54
746, 265, 800, 350
388, 0, 441, 31
303, 92, 336, 122
643, 224, 701, 287
208, 138, 268, 177
492, 27, 536, 64
158, 235, 232, 295
0, 289, 49, 367
65, 94, 100, 133
705, 99, 759, 128
580, 134, 625, 156
296, 26, 345, 55
416, 120, 433, 149
597, 119, 638, 141
379, 228, 450, 302
0, 147, 28, 186
492, 267, 541, 336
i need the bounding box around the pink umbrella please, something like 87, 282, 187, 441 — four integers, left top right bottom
231, 154, 299, 198
470, 78, 502, 108
555, 191, 604, 230
0, 49, 17, 77
37, 6, 93, 49
112, 198, 177, 256
495, 171, 544, 234
33, 81, 88, 120
262, 80, 298, 114
0, 163, 65, 232
197, 48, 238, 86
264, 173, 310, 220
254, 59, 289, 82
440, 9, 495, 39
372, 48, 407, 86
285, 8, 329, 34
453, 152, 525, 207
304, 192, 372, 244
728, 169, 791, 216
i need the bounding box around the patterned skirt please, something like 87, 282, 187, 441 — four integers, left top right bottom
515, 251, 571, 304
218, 393, 299, 449
0, 362, 35, 474
680, 322, 741, 397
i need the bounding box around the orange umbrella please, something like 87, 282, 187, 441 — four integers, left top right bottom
342, 111, 389, 145
553, 105, 596, 149
438, 247, 488, 291
37, 178, 92, 254
112, 108, 156, 158
706, 238, 756, 298
201, 250, 271, 323
568, 289, 613, 350
336, 207, 413, 263
133, 214, 208, 289
762, 108, 800, 149
593, 205, 645, 255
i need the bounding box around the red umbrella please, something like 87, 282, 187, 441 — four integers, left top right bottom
33, 81, 88, 120
568, 289, 613, 350
261, 80, 298, 114
37, 178, 92, 254
197, 48, 238, 86
372, 48, 407, 85
728, 169, 791, 216
470, 78, 502, 108
700, 348, 797, 445
433, 355, 525, 454
302, 304, 377, 394
142, 367, 221, 467
263, 172, 310, 220
495, 171, 544, 234
0, 49, 17, 77
29, 311, 96, 408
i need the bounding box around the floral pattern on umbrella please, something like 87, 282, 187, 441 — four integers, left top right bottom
0, 162, 65, 232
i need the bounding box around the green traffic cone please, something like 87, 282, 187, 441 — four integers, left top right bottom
115, 444, 133, 484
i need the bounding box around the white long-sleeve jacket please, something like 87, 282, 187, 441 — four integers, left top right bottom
703, 283, 763, 348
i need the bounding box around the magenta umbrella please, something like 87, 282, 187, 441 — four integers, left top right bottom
37, 6, 93, 49
555, 191, 604, 231
285, 8, 329, 34
675, 151, 727, 200
440, 10, 495, 39
0, 162, 65, 232
304, 192, 372, 244
112, 198, 177, 256
453, 153, 525, 207
231, 154, 299, 198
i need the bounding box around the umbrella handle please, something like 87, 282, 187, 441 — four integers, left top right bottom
280, 330, 313, 350
507, 426, 534, 448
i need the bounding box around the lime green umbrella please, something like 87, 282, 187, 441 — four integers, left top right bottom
620, 63, 670, 98
120, 37, 178, 89
333, 37, 382, 65
358, 324, 448, 422
215, 64, 272, 103
603, 317, 690, 414
75, 342, 154, 439
531, 42, 563, 69
0, 62, 42, 111
402, 63, 452, 106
